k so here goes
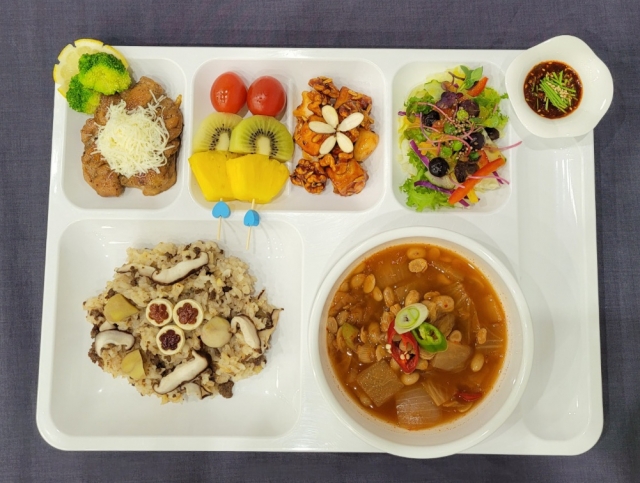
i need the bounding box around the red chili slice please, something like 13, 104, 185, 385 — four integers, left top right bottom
387, 319, 419, 374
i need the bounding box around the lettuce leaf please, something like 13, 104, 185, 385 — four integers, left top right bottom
475, 87, 509, 129
401, 151, 451, 211
401, 177, 451, 211
405, 93, 435, 121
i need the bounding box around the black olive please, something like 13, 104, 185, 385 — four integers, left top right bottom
421, 110, 441, 127
459, 99, 480, 118
485, 127, 500, 141
455, 162, 479, 183
429, 157, 449, 177
465, 132, 485, 150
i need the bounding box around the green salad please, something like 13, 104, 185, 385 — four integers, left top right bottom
398, 66, 515, 210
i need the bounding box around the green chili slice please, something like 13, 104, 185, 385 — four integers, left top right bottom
412, 322, 447, 353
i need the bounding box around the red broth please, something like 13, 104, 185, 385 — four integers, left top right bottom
326, 244, 507, 430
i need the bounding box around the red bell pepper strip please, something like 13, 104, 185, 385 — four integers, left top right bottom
467, 77, 488, 97
387, 319, 419, 374
448, 156, 506, 205
456, 391, 483, 402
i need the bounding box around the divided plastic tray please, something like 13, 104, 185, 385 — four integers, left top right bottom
37, 47, 602, 454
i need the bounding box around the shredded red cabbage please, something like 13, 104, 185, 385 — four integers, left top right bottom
414, 180, 452, 193
458, 199, 470, 207
398, 110, 406, 116
409, 140, 430, 168
497, 140, 522, 151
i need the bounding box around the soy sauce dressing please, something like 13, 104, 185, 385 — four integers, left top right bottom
524, 61, 582, 119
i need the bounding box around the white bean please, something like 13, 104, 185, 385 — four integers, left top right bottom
400, 372, 420, 385
470, 352, 485, 372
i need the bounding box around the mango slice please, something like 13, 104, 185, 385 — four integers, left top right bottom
189, 150, 235, 201
104, 293, 138, 322
121, 349, 145, 380
226, 154, 289, 203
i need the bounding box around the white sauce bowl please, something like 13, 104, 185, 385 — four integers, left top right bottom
505, 35, 613, 138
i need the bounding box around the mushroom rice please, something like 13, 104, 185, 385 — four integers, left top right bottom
83, 240, 281, 403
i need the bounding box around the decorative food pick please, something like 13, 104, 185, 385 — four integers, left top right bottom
243, 200, 260, 250
212, 199, 231, 240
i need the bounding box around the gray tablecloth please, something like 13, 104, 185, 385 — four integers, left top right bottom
1, 0, 637, 481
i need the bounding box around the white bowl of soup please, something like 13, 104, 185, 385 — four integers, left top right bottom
309, 227, 533, 458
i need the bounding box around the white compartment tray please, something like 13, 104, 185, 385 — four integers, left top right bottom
37, 47, 602, 455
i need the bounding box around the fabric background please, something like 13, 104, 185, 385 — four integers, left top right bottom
1, 0, 637, 481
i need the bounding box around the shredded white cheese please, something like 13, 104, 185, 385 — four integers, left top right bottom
95, 96, 171, 177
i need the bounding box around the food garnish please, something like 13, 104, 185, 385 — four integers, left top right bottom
53, 38, 128, 98
76, 52, 131, 95
412, 322, 447, 353
394, 303, 428, 334
60, 51, 132, 114
398, 65, 511, 210
291, 77, 379, 196
66, 76, 102, 114
523, 61, 582, 118
387, 319, 419, 374
94, 94, 173, 178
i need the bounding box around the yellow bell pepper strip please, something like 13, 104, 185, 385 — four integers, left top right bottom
448, 156, 506, 205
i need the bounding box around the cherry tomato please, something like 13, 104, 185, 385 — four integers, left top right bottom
247, 76, 286, 116
210, 72, 247, 113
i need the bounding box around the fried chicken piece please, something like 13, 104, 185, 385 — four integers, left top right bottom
319, 154, 368, 196
79, 77, 183, 197
81, 118, 124, 198
293, 90, 331, 120
119, 155, 177, 196
81, 104, 125, 197
290, 158, 328, 194
119, 76, 165, 110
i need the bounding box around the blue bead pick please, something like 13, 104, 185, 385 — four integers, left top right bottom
212, 201, 231, 219
243, 209, 260, 227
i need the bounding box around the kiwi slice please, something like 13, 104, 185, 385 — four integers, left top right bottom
193, 112, 243, 153
229, 115, 294, 162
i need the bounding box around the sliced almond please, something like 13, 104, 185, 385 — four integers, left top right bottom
319, 136, 337, 155
309, 121, 336, 134
321, 105, 339, 128
336, 132, 354, 153
338, 112, 364, 132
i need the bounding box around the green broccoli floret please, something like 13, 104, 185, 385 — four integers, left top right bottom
66, 75, 102, 114
77, 52, 131, 95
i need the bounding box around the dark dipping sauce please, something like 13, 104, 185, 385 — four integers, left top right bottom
523, 61, 582, 119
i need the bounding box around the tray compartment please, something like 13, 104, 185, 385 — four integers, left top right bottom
190, 57, 386, 212
61, 57, 188, 211
391, 60, 513, 213
43, 218, 302, 444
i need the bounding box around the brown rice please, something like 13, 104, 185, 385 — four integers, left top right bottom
83, 240, 281, 403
